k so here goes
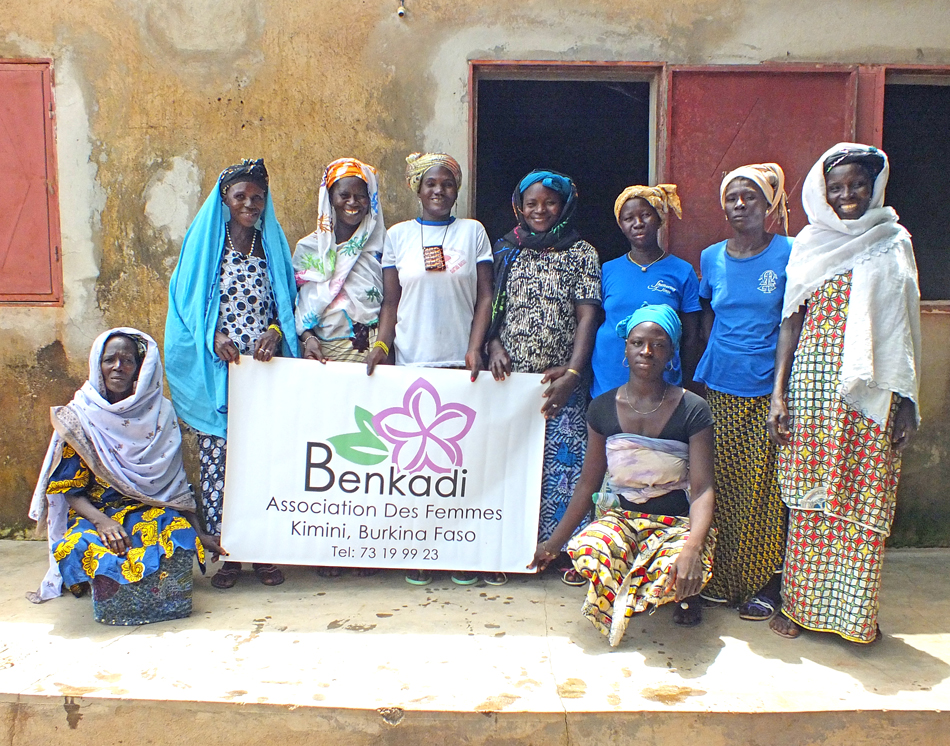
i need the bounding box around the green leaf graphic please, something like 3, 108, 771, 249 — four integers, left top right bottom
328, 406, 389, 465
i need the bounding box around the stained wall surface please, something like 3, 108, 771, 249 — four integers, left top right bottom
0, 0, 948, 540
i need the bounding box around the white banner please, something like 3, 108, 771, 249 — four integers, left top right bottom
220, 357, 546, 571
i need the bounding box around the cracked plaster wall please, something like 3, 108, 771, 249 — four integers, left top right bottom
0, 0, 947, 540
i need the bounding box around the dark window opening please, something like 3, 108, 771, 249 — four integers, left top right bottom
883, 83, 950, 301
475, 79, 651, 263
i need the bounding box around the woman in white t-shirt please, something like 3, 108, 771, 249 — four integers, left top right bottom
365, 152, 496, 586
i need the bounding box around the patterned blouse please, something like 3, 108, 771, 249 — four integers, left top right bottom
216, 247, 278, 355
499, 239, 602, 373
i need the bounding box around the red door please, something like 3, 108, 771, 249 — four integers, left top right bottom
0, 62, 62, 303
665, 67, 856, 269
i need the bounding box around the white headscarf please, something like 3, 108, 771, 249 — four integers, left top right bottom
293, 158, 388, 338
782, 143, 921, 427
28, 328, 194, 602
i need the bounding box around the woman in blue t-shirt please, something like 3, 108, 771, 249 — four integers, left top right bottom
590, 185, 701, 400
694, 163, 793, 619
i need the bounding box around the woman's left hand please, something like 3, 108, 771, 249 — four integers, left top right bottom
465, 348, 484, 382
199, 533, 227, 563
666, 545, 704, 602
540, 366, 576, 419
892, 398, 918, 452
253, 328, 281, 362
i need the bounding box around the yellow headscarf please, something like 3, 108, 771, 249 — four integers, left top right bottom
719, 163, 789, 233
405, 152, 463, 192
614, 185, 683, 224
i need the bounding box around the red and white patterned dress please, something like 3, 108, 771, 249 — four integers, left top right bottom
779, 270, 901, 643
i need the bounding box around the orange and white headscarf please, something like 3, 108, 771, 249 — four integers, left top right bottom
719, 163, 789, 233
614, 185, 683, 224
405, 152, 462, 192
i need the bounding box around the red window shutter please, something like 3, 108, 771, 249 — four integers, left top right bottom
665, 67, 856, 269
0, 61, 62, 304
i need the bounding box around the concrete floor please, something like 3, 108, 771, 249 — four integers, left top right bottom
1, 540, 948, 745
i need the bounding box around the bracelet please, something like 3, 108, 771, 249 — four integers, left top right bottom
565, 368, 580, 378
303, 335, 320, 347
267, 324, 282, 339
373, 340, 390, 356
540, 541, 559, 559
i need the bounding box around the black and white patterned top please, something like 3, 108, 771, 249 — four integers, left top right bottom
499, 239, 602, 373
216, 247, 277, 355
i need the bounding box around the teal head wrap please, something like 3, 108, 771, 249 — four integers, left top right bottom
616, 304, 682, 348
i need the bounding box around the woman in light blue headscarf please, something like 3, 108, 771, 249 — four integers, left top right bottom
528, 304, 716, 646
165, 159, 298, 590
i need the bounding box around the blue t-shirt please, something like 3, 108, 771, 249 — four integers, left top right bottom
694, 234, 793, 397
590, 253, 701, 398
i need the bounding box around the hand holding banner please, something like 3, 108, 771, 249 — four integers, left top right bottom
221, 358, 546, 572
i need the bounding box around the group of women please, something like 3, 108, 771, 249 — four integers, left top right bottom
29, 143, 920, 649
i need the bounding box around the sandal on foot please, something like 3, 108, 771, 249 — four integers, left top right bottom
672, 599, 702, 627
483, 572, 508, 586
211, 562, 242, 589
405, 569, 432, 586
561, 568, 586, 587
354, 568, 381, 578
738, 595, 777, 621
451, 571, 479, 586
316, 566, 343, 578
253, 563, 284, 586
769, 613, 801, 639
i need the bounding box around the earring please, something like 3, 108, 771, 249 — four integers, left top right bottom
665, 360, 674, 371
622, 356, 629, 368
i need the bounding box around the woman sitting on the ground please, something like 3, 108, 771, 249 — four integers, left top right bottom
529, 305, 716, 646
28, 329, 222, 606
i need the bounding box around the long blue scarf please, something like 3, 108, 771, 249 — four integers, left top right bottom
164, 179, 299, 438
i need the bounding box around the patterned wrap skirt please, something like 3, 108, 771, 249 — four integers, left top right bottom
779, 271, 901, 643
539, 388, 588, 542
702, 390, 786, 604
567, 511, 715, 645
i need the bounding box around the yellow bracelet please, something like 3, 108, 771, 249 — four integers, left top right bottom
373, 340, 390, 356
267, 324, 282, 339
566, 368, 580, 377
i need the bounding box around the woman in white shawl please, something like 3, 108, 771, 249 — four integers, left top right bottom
28, 329, 221, 605
294, 158, 388, 364
767, 144, 921, 643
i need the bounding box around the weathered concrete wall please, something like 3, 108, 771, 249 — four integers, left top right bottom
1, 0, 948, 540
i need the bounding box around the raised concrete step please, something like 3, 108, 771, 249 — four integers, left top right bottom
1, 541, 948, 745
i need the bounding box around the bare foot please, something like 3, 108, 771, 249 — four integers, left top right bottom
769, 613, 801, 639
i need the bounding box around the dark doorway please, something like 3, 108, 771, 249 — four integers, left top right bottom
475, 78, 651, 263
883, 83, 950, 301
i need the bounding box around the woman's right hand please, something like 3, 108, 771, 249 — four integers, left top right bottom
527, 541, 559, 572
767, 394, 791, 446
214, 332, 240, 364
488, 339, 511, 381
365, 346, 389, 375
301, 335, 328, 363
93, 515, 132, 556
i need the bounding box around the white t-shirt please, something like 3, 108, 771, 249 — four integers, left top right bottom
384, 218, 493, 367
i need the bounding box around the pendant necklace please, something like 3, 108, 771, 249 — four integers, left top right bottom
227, 223, 257, 255
622, 382, 668, 415
627, 249, 667, 273
420, 218, 452, 272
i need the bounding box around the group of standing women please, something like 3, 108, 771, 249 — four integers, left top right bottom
30, 142, 919, 650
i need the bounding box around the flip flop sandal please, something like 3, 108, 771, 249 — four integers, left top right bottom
561, 568, 586, 587
316, 566, 343, 578
253, 563, 285, 586
354, 568, 381, 578
738, 595, 777, 621
405, 569, 432, 586
672, 598, 703, 627
451, 571, 479, 586
483, 572, 508, 586
211, 562, 242, 589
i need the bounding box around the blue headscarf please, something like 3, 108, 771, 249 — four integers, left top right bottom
164, 165, 299, 438
517, 170, 574, 202
616, 304, 682, 348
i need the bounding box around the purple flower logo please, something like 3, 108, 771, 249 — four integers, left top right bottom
372, 378, 476, 474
